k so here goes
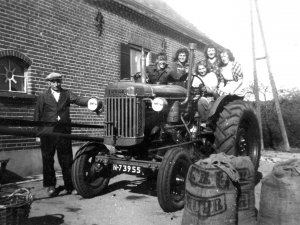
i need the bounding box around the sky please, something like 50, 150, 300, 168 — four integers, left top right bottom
163, 0, 300, 90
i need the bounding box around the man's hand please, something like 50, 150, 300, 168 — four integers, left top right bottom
145, 74, 149, 83
132, 72, 141, 80
185, 66, 189, 74
36, 137, 40, 143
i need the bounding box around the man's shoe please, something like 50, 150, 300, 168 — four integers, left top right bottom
66, 189, 78, 195
200, 123, 213, 133
71, 189, 78, 195
203, 127, 213, 133
47, 186, 57, 197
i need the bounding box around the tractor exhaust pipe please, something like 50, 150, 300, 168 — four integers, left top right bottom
181, 43, 197, 105
140, 47, 147, 83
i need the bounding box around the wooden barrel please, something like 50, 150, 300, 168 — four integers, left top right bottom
181, 153, 239, 225
231, 156, 257, 225
258, 159, 300, 225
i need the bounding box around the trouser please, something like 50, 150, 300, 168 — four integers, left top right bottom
197, 97, 214, 122
40, 134, 73, 190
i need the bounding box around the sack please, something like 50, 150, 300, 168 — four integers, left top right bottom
258, 159, 300, 225
181, 153, 239, 225
231, 156, 257, 225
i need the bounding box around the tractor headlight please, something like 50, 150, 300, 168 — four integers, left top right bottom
152, 97, 168, 112
88, 98, 103, 112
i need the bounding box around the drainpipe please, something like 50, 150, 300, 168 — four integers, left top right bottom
181, 43, 197, 105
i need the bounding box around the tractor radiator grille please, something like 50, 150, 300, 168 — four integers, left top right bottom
105, 96, 141, 137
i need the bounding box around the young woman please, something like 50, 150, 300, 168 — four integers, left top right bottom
218, 49, 244, 96
192, 60, 219, 122
204, 45, 221, 83
169, 47, 189, 87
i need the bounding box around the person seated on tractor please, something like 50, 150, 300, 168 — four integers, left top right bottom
146, 52, 172, 84
218, 49, 244, 96
192, 60, 219, 130
204, 44, 222, 84
169, 47, 189, 87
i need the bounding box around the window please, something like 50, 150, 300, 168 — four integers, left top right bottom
130, 48, 142, 76
120, 43, 151, 80
0, 50, 32, 94
0, 57, 27, 92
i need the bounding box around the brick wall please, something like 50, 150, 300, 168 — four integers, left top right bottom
0, 0, 206, 151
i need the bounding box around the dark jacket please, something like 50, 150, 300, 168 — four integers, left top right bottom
169, 61, 189, 87
34, 88, 89, 134
146, 64, 171, 84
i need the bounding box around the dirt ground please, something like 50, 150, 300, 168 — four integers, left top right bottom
2, 149, 299, 225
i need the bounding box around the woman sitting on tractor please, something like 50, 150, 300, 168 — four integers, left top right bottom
169, 47, 190, 87
192, 60, 219, 126
218, 49, 244, 96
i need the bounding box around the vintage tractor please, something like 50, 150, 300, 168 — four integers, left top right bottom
71, 43, 261, 212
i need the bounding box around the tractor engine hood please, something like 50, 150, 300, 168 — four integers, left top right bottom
105, 81, 187, 98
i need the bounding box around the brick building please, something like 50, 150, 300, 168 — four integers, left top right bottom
0, 0, 222, 177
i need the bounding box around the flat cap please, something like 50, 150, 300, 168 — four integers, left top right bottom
46, 72, 62, 81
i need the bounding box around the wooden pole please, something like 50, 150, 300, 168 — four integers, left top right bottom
249, 0, 264, 150
254, 0, 290, 151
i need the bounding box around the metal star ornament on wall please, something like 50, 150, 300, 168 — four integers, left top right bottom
161, 38, 167, 53
95, 10, 104, 36
4, 61, 17, 84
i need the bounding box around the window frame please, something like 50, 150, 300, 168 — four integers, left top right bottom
120, 43, 151, 80
0, 50, 34, 100
0, 56, 28, 93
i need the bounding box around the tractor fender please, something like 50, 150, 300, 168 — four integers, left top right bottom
74, 142, 108, 161
208, 95, 243, 120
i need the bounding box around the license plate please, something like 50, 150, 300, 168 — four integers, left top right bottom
112, 164, 142, 174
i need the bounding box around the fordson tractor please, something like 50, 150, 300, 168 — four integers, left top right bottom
71, 43, 261, 212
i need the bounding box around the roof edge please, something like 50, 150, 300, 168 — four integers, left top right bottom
112, 0, 224, 49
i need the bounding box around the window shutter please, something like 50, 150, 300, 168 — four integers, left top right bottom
120, 43, 131, 80
149, 52, 158, 65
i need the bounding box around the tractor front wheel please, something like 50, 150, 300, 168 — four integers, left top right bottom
71, 146, 110, 198
157, 147, 192, 212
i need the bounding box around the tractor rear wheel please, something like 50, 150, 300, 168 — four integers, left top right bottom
214, 100, 261, 170
157, 147, 192, 212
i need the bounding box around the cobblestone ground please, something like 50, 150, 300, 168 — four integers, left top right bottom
1, 149, 299, 225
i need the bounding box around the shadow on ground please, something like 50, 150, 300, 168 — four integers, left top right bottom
1, 169, 42, 184
100, 170, 265, 202
100, 171, 262, 199
1, 169, 26, 184
103, 176, 157, 197
26, 214, 64, 225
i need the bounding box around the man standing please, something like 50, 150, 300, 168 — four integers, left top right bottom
34, 72, 90, 197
